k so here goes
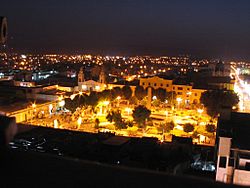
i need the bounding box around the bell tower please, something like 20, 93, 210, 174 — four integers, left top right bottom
78, 67, 85, 83
99, 67, 106, 84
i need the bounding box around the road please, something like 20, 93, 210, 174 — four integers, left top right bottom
231, 66, 250, 112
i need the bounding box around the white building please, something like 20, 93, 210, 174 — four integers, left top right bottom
216, 137, 250, 186
216, 111, 250, 186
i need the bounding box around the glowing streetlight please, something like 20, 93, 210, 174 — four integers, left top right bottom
152, 96, 157, 100
77, 117, 82, 129
58, 100, 65, 107
95, 85, 100, 91
70, 94, 76, 100
79, 91, 83, 96
103, 101, 110, 106
176, 97, 182, 110
176, 97, 182, 103
125, 107, 132, 116
116, 96, 121, 100
49, 104, 53, 114
32, 103, 36, 108
54, 119, 58, 128
197, 108, 204, 114
187, 92, 192, 95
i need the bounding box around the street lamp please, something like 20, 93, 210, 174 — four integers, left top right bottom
176, 97, 182, 109
152, 96, 157, 100
116, 96, 121, 107
32, 103, 36, 108
77, 117, 82, 129
54, 119, 58, 128
197, 108, 204, 114
197, 108, 204, 125
125, 107, 132, 116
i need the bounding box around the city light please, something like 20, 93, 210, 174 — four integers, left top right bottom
58, 100, 65, 107
54, 119, 58, 128
197, 109, 204, 114
77, 117, 82, 128
176, 97, 182, 103
125, 107, 132, 115
32, 103, 36, 108
103, 101, 110, 106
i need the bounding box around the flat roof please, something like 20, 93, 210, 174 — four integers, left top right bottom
102, 136, 130, 146
0, 99, 53, 113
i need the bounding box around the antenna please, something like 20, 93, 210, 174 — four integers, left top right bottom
0, 17, 7, 44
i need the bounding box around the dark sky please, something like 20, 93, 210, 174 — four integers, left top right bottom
1, 0, 250, 60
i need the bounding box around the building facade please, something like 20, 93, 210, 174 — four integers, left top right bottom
139, 76, 205, 104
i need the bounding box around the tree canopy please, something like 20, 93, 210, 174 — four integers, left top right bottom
132, 105, 151, 128
153, 88, 167, 102
200, 90, 239, 118
135, 86, 147, 101
183, 123, 194, 133
205, 124, 216, 133
122, 85, 132, 100
106, 110, 126, 129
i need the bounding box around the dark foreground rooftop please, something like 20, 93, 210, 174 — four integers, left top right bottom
1, 149, 242, 188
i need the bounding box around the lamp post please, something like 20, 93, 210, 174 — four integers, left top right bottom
31, 103, 36, 124
116, 96, 121, 108
176, 97, 182, 110
197, 108, 204, 125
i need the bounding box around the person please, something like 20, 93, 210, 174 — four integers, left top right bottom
0, 115, 17, 149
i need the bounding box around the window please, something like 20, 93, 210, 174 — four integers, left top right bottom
160, 84, 163, 87
177, 92, 182, 95
148, 83, 151, 86
187, 88, 190, 90
219, 156, 227, 168
194, 93, 197, 97
166, 84, 169, 87
173, 87, 175, 90
177, 87, 183, 90
154, 83, 157, 86
142, 82, 145, 85
228, 158, 234, 167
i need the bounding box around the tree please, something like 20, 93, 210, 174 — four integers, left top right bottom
166, 91, 176, 105
132, 105, 151, 128
126, 120, 134, 127
205, 124, 216, 133
122, 85, 132, 100
129, 96, 138, 105
192, 130, 199, 139
135, 86, 147, 101
65, 98, 79, 113
86, 91, 99, 109
106, 110, 127, 129
98, 89, 112, 101
94, 118, 100, 129
111, 87, 123, 99
183, 123, 194, 133
200, 90, 239, 118
164, 121, 175, 133
106, 111, 113, 122
153, 88, 167, 102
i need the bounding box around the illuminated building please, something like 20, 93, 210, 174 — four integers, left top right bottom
140, 76, 205, 104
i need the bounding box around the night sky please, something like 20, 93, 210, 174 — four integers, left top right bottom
1, 0, 250, 60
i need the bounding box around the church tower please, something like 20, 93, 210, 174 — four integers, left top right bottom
99, 67, 106, 84
78, 67, 85, 84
